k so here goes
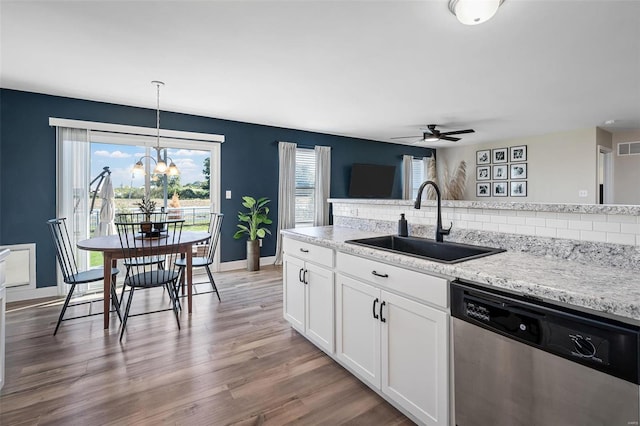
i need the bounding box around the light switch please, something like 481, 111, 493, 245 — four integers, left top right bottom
225, 190, 232, 199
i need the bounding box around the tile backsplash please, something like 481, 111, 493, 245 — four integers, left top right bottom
330, 200, 640, 247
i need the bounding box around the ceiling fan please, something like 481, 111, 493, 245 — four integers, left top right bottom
391, 124, 475, 143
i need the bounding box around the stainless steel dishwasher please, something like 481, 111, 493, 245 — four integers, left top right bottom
451, 279, 640, 426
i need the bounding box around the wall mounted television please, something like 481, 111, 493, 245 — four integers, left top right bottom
348, 163, 396, 198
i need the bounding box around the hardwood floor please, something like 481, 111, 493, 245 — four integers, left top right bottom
0, 266, 412, 425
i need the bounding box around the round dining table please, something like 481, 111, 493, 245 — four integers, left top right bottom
77, 231, 210, 329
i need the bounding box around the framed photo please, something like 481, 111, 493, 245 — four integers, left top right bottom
510, 145, 527, 162
493, 164, 508, 180
477, 182, 490, 197
510, 181, 527, 197
493, 182, 508, 197
510, 162, 527, 179
476, 166, 491, 181
492, 148, 508, 164
476, 150, 490, 165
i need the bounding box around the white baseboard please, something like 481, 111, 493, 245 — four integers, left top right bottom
10, 256, 278, 302
219, 256, 277, 272
7, 286, 58, 303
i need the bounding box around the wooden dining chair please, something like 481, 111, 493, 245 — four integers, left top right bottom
115, 219, 184, 341
175, 213, 224, 301
46, 218, 121, 335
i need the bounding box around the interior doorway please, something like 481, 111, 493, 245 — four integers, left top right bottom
597, 145, 613, 204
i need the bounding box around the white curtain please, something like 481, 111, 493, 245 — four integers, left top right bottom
313, 146, 331, 226
274, 141, 297, 265
56, 127, 91, 295
402, 155, 413, 200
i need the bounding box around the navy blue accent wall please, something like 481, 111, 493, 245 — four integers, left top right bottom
0, 89, 433, 288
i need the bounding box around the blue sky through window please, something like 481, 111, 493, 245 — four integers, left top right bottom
90, 143, 208, 189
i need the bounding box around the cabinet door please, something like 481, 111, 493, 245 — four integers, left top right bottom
283, 255, 306, 331
381, 291, 449, 426
305, 262, 334, 353
336, 274, 381, 389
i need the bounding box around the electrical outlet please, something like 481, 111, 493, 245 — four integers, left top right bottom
578, 190, 588, 197
225, 190, 232, 199
259, 239, 263, 247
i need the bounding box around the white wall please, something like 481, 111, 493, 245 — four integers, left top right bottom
438, 127, 598, 204
613, 129, 640, 205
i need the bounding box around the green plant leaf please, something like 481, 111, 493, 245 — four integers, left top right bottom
263, 218, 273, 225
256, 229, 266, 238
242, 196, 256, 207
233, 230, 246, 239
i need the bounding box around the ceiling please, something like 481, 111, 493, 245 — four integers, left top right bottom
1, 0, 639, 147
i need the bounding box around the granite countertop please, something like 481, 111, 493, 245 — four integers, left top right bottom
282, 226, 640, 323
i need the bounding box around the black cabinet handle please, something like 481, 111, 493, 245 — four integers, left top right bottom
371, 271, 389, 278
299, 248, 309, 253
298, 268, 304, 283
303, 269, 308, 285
373, 298, 379, 319
380, 301, 387, 323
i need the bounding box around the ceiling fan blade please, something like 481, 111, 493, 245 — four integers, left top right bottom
440, 129, 475, 136
440, 136, 461, 142
390, 135, 422, 139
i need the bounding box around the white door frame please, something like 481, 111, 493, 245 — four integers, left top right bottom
597, 145, 614, 204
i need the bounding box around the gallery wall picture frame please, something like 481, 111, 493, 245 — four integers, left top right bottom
493, 182, 508, 197
510, 181, 527, 197
493, 164, 508, 180
510, 145, 527, 162
476, 150, 490, 165
477, 182, 490, 197
492, 148, 508, 163
477, 166, 491, 180
510, 162, 527, 179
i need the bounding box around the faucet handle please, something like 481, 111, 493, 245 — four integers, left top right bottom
441, 222, 453, 235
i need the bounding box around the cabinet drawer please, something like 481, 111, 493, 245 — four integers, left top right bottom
284, 238, 334, 268
337, 252, 448, 309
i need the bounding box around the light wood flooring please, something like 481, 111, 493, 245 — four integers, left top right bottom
0, 266, 412, 425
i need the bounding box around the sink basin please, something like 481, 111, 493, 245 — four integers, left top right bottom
345, 235, 505, 264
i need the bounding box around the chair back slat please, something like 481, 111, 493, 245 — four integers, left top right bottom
46, 218, 80, 283
205, 213, 224, 262
115, 219, 184, 287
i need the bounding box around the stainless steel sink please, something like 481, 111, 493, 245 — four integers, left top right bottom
345, 235, 505, 264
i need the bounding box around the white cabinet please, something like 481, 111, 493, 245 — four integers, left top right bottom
282, 239, 334, 353
336, 253, 449, 426
0, 249, 8, 391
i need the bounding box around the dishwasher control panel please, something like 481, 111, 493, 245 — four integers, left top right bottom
461, 297, 541, 345
451, 279, 640, 385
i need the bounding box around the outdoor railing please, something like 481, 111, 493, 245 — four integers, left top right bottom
90, 206, 211, 233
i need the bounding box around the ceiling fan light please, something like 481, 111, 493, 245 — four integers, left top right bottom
423, 135, 440, 142
449, 0, 502, 26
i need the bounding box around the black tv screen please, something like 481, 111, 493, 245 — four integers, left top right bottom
348, 163, 396, 198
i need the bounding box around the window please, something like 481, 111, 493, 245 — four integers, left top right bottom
295, 148, 316, 226
411, 157, 426, 199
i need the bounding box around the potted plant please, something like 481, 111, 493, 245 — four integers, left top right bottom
233, 196, 272, 271
135, 196, 157, 234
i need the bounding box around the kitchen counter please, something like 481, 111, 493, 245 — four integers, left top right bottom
282, 226, 640, 323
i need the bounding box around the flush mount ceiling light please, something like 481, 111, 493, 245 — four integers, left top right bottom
133, 80, 180, 176
448, 0, 505, 26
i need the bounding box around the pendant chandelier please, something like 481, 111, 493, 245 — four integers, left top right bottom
133, 81, 179, 176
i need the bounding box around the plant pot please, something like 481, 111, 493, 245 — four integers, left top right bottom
247, 240, 260, 271
140, 222, 153, 234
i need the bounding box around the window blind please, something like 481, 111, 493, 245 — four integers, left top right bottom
295, 148, 316, 225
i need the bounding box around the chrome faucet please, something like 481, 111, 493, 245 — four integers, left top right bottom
414, 180, 452, 242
